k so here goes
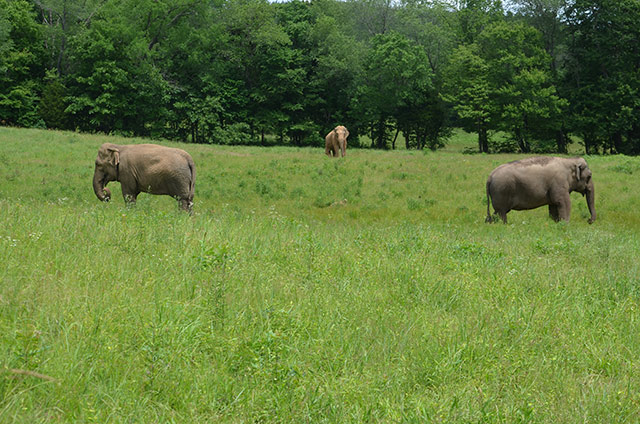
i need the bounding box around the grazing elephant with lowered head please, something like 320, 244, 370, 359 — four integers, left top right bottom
325, 125, 349, 157
93, 143, 196, 212
486, 156, 596, 224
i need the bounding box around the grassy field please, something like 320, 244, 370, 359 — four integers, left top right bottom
1, 127, 640, 422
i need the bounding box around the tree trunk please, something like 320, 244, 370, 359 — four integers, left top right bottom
613, 132, 623, 154
478, 125, 489, 153
555, 129, 568, 153
376, 119, 387, 149
369, 123, 375, 148
392, 128, 399, 150
583, 133, 592, 155
516, 128, 530, 153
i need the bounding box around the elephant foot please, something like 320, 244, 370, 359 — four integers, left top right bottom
178, 199, 194, 213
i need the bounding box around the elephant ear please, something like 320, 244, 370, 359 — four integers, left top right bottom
576, 161, 589, 181
107, 146, 120, 167
345, 128, 350, 138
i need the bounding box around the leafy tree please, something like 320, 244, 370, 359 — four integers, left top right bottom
398, 0, 458, 75
308, 6, 364, 140
349, 0, 398, 37
443, 44, 491, 152
357, 31, 442, 149
397, 85, 451, 150
449, 0, 505, 44
564, 0, 640, 154
445, 20, 564, 153
65, 22, 163, 133
38, 69, 68, 129
220, 0, 295, 144
0, 0, 45, 127
510, 0, 569, 74
477, 20, 565, 152
272, 0, 322, 146
511, 0, 572, 152
64, 0, 202, 135
153, 1, 230, 143
34, 0, 103, 77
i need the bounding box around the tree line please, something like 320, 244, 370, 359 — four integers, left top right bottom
1, 0, 639, 154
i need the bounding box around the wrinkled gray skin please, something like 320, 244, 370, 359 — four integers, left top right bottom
93, 143, 196, 212
486, 156, 596, 224
325, 125, 349, 157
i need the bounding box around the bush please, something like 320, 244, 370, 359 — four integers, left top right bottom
210, 123, 253, 145
39, 70, 68, 130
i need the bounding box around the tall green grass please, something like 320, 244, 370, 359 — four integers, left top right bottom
1, 127, 640, 422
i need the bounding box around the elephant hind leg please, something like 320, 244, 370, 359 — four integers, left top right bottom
486, 206, 508, 223
496, 209, 508, 224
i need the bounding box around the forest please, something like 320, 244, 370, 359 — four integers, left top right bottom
1, 0, 639, 154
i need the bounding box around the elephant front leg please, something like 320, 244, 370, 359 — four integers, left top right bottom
179, 198, 193, 213
556, 198, 571, 222
122, 191, 138, 206
548, 204, 560, 222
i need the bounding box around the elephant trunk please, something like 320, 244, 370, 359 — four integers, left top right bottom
586, 181, 596, 224
93, 168, 111, 202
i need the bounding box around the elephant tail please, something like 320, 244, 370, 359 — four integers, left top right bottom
188, 156, 196, 201
485, 178, 493, 223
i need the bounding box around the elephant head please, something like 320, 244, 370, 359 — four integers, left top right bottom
93, 143, 120, 202
573, 159, 596, 223
334, 126, 349, 157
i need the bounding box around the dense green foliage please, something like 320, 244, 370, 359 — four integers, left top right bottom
1, 0, 640, 154
2, 127, 640, 422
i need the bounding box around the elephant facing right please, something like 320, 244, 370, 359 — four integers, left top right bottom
486, 156, 596, 224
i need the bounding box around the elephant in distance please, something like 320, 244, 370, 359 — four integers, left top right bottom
325, 125, 349, 158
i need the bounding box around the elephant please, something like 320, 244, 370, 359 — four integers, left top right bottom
485, 156, 596, 224
325, 125, 349, 157
93, 143, 196, 212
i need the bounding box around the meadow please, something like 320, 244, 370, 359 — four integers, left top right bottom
1, 127, 640, 423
